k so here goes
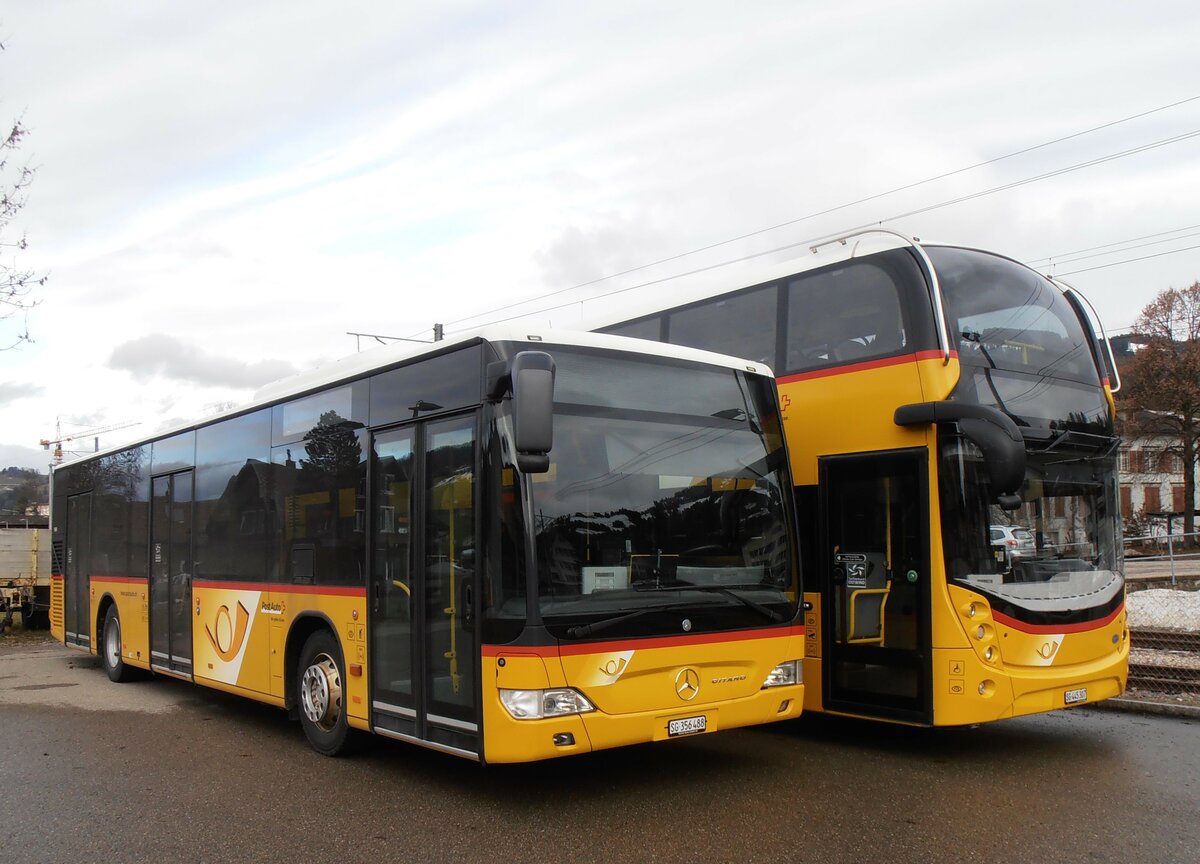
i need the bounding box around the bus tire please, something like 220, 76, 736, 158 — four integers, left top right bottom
297, 630, 354, 756
101, 605, 133, 683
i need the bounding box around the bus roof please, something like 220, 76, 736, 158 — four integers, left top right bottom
53, 324, 775, 470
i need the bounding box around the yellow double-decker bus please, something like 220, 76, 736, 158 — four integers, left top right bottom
49, 327, 805, 761
595, 231, 1127, 726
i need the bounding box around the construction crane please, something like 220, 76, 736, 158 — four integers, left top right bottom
39, 420, 140, 465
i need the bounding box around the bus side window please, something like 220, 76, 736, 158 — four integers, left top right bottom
666, 285, 777, 365
785, 262, 906, 373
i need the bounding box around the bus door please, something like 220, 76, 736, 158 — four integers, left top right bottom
369, 414, 479, 757
819, 450, 931, 723
64, 492, 93, 649
149, 470, 194, 677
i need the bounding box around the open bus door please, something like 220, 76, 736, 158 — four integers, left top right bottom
819, 449, 932, 723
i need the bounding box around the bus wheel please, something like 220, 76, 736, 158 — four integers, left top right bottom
297, 630, 353, 756
101, 606, 133, 683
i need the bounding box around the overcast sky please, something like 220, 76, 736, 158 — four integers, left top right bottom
2, 1, 1199, 471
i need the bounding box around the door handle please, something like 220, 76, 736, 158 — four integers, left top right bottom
462, 582, 474, 627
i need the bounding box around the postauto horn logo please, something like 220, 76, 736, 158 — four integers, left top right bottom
205, 601, 252, 662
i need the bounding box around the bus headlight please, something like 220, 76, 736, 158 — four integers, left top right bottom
499, 688, 595, 720
762, 660, 803, 688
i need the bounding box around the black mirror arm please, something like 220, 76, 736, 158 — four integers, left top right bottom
894, 401, 1027, 495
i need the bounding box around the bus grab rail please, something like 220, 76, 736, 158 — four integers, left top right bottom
809, 228, 951, 366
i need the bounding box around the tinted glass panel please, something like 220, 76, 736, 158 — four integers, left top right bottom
930, 246, 1101, 385
785, 254, 927, 373
952, 367, 1111, 434
272, 381, 367, 445
424, 417, 476, 724
502, 350, 798, 641
550, 348, 754, 416
372, 427, 415, 710
194, 409, 272, 582
483, 411, 527, 644
169, 472, 193, 666
270, 424, 367, 586
939, 431, 1123, 629
150, 476, 170, 661
90, 447, 150, 578
667, 286, 777, 364
370, 346, 481, 427
151, 432, 195, 474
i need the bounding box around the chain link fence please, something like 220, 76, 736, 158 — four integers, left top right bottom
1124, 531, 1200, 706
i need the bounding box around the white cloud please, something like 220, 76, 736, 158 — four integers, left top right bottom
0, 381, 44, 405
0, 0, 1198, 457
108, 333, 299, 389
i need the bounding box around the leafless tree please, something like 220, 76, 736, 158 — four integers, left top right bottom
1, 38, 46, 349
1121, 282, 1200, 539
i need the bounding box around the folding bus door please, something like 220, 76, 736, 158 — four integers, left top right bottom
64, 492, 93, 648
149, 470, 194, 677
369, 414, 479, 758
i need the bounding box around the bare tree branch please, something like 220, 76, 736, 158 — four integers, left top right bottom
1, 38, 46, 348
1122, 281, 1200, 538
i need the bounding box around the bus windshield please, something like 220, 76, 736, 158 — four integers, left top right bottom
499, 349, 798, 641
930, 246, 1101, 386
938, 432, 1123, 626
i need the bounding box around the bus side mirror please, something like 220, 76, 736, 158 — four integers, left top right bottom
957, 417, 1026, 498
894, 401, 1026, 499
511, 351, 555, 473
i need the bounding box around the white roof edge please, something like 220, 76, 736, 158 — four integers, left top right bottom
54, 325, 773, 472
254, 324, 773, 404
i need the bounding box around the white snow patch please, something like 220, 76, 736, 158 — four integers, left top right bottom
1127, 588, 1200, 631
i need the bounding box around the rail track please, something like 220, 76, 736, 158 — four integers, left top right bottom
1128, 627, 1200, 692
1128, 662, 1200, 689
1130, 628, 1200, 653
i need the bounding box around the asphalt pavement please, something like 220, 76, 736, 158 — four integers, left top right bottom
1, 637, 1197, 864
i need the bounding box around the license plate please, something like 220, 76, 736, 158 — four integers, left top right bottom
1064, 687, 1088, 705
668, 715, 707, 737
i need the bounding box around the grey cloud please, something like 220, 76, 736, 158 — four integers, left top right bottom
536, 215, 667, 291
108, 333, 298, 389
0, 442, 53, 471
0, 382, 45, 406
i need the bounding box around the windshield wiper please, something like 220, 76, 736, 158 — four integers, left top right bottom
564, 602, 694, 640
635, 581, 788, 624
565, 583, 791, 639
679, 583, 788, 624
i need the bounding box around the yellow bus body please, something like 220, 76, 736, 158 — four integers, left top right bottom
60, 581, 804, 758
483, 628, 805, 763
781, 357, 1127, 725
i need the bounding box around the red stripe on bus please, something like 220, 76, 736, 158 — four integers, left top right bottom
192, 580, 366, 597
777, 350, 958, 384
481, 624, 805, 657
91, 575, 148, 584
51, 574, 64, 581
991, 603, 1124, 635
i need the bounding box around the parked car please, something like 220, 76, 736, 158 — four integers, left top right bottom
990, 524, 1035, 568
